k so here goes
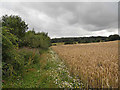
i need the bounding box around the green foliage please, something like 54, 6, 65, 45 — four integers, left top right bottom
21, 31, 51, 49
18, 48, 40, 65
2, 27, 18, 62
2, 15, 28, 39
64, 41, 74, 45
2, 15, 51, 79
108, 34, 120, 41
2, 26, 24, 77
2, 26, 50, 78
2, 49, 85, 88
51, 35, 120, 45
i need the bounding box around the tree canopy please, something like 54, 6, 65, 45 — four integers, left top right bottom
2, 15, 28, 39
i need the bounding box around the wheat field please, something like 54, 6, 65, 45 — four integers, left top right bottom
51, 41, 119, 88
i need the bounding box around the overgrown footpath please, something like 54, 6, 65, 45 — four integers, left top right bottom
2, 48, 85, 88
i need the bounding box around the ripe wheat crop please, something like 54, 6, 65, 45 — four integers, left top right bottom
51, 41, 119, 88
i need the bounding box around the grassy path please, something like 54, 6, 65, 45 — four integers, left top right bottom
46, 48, 85, 88
3, 48, 85, 88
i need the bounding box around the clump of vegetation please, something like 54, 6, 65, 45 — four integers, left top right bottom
2, 48, 85, 88
108, 34, 120, 41
2, 26, 24, 77
1, 15, 51, 85
21, 30, 51, 49
2, 15, 28, 39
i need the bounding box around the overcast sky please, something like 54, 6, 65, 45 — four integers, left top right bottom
0, 2, 118, 38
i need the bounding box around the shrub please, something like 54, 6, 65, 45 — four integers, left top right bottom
18, 49, 40, 65
2, 26, 24, 77
2, 15, 28, 39
21, 31, 51, 49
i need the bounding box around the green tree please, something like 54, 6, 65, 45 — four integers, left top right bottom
2, 15, 28, 39
108, 34, 120, 41
2, 26, 24, 77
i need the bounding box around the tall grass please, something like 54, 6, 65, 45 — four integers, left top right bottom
2, 49, 85, 88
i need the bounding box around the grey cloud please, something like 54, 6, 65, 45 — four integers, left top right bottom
0, 2, 118, 38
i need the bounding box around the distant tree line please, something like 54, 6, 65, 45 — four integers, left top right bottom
51, 34, 120, 45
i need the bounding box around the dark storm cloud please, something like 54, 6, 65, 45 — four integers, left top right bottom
0, 2, 118, 38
